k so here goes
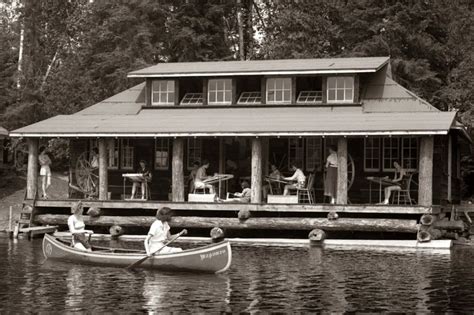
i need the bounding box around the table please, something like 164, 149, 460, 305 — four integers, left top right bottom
366, 176, 396, 203
264, 176, 290, 195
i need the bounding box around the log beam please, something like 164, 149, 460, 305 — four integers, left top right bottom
26, 138, 39, 199
419, 136, 434, 206
172, 138, 185, 202
251, 137, 263, 203
35, 214, 419, 233
98, 138, 108, 200
337, 137, 348, 204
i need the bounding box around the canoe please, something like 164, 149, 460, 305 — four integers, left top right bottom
42, 234, 232, 274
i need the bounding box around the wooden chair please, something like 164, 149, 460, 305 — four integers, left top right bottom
298, 173, 315, 204
392, 172, 417, 205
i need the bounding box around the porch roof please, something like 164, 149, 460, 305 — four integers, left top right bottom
10, 106, 457, 138
128, 56, 390, 78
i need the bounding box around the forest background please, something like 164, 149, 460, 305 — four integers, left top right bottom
0, 0, 472, 194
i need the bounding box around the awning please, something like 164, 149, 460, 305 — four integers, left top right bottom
10, 106, 457, 138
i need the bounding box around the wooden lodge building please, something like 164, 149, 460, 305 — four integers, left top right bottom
10, 56, 471, 240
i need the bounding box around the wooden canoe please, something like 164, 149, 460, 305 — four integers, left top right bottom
42, 234, 232, 274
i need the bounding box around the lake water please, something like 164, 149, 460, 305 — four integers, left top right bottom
1, 237, 474, 313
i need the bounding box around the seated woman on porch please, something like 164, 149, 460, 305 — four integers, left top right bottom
131, 160, 152, 200
193, 159, 215, 194
263, 164, 282, 199
283, 163, 306, 196
144, 207, 182, 255
68, 201, 93, 251
380, 161, 407, 205
188, 160, 200, 191
219, 180, 251, 203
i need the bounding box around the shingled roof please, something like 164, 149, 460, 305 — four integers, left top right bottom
128, 56, 390, 78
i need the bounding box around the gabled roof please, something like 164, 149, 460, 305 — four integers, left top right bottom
78, 83, 145, 115
10, 106, 456, 138
128, 56, 390, 78
362, 68, 438, 113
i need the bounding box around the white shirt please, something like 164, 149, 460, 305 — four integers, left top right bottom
147, 220, 169, 245
68, 215, 85, 234
326, 152, 338, 167
286, 169, 306, 184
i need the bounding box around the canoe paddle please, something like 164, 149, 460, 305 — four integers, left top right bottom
126, 229, 187, 270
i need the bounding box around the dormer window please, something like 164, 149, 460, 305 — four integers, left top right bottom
180, 93, 203, 105
208, 79, 232, 105
152, 80, 175, 106
238, 92, 261, 105
266, 78, 291, 104
327, 76, 354, 103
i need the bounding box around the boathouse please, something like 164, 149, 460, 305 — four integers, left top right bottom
10, 57, 471, 240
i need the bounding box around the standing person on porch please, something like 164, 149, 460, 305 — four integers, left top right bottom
38, 145, 52, 199
283, 163, 306, 195
144, 207, 182, 255
324, 146, 338, 204
194, 159, 215, 194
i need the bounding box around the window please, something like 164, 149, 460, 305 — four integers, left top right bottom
383, 138, 400, 171
327, 76, 354, 103
187, 138, 202, 169
364, 138, 381, 171
120, 139, 134, 170
266, 78, 291, 104
208, 79, 232, 105
152, 80, 175, 105
89, 139, 118, 169
107, 139, 119, 169
297, 91, 322, 104
402, 138, 418, 171
306, 138, 323, 171
288, 138, 304, 169
155, 139, 169, 170
237, 92, 262, 104
180, 93, 203, 105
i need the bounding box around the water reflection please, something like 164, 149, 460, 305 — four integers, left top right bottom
0, 238, 473, 313
142, 272, 231, 313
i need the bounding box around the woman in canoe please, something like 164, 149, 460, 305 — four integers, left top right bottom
144, 207, 183, 256
67, 201, 94, 251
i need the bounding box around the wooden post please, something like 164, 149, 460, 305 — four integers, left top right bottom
98, 138, 108, 200
172, 138, 185, 202
26, 138, 39, 199
218, 138, 225, 199
447, 134, 452, 202
336, 137, 348, 204
419, 136, 434, 206
251, 137, 262, 203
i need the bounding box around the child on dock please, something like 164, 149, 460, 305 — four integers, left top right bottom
144, 207, 183, 255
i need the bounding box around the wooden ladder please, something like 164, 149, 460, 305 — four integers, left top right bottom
17, 189, 38, 230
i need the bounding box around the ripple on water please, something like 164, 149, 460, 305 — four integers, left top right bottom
0, 238, 474, 312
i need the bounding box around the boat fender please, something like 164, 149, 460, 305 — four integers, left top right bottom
309, 229, 326, 247
210, 227, 225, 243
327, 211, 339, 220
238, 209, 251, 221
87, 207, 101, 218
109, 225, 124, 239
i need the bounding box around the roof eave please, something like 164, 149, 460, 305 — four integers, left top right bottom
9, 130, 449, 138
127, 69, 379, 78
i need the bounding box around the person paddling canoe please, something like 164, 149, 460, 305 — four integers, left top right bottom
67, 201, 93, 251
144, 207, 183, 256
